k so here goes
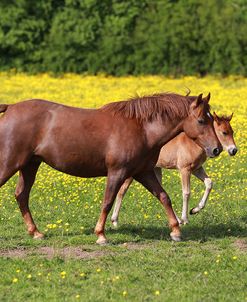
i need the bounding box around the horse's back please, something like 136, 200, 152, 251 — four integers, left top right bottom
0, 99, 89, 146
0, 99, 109, 176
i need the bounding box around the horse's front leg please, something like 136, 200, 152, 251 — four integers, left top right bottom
134, 170, 181, 242
190, 167, 212, 215
155, 167, 181, 224
111, 177, 133, 228
154, 167, 162, 184
180, 168, 191, 224
95, 170, 127, 245
111, 167, 164, 228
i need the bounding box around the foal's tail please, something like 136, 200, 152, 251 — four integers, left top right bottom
0, 104, 8, 113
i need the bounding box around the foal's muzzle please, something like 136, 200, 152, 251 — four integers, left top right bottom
228, 146, 238, 156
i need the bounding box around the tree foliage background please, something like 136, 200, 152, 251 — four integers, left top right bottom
0, 0, 246, 75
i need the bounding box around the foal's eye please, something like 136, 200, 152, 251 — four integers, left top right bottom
198, 119, 205, 124
222, 131, 228, 135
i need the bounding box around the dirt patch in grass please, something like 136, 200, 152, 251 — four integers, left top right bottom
233, 239, 247, 252
0, 247, 28, 258
0, 242, 152, 259
38, 247, 114, 259
0, 247, 113, 259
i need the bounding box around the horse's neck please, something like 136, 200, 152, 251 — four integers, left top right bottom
143, 117, 184, 148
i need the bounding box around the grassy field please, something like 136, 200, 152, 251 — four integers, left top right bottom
0, 73, 246, 301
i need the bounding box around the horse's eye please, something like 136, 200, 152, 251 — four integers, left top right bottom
198, 119, 205, 124
222, 131, 228, 135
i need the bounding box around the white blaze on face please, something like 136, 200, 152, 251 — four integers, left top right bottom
207, 112, 213, 120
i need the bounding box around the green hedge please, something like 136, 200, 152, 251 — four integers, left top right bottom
0, 0, 246, 75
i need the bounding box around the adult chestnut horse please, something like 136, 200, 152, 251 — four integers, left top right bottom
0, 92, 221, 244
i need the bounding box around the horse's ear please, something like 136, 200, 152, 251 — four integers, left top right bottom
185, 87, 191, 96
195, 93, 203, 107
204, 92, 211, 103
190, 93, 203, 110
226, 113, 233, 121
213, 111, 221, 124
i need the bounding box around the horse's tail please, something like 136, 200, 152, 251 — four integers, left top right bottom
0, 104, 8, 113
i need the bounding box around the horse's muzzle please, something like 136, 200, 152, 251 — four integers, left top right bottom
205, 146, 221, 158
213, 148, 220, 156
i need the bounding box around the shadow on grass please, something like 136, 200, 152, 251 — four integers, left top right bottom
45, 214, 247, 243
2, 216, 246, 244
107, 220, 247, 242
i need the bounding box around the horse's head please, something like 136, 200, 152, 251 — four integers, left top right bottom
213, 112, 237, 156
183, 93, 222, 158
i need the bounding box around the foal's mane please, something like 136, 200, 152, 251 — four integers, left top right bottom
100, 93, 197, 122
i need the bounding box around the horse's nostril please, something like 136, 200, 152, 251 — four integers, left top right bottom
213, 148, 220, 156
231, 148, 238, 155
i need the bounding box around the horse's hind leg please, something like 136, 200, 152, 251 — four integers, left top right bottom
111, 177, 133, 228
15, 161, 44, 239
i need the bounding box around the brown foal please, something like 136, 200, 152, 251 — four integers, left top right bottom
0, 92, 221, 243
111, 113, 237, 227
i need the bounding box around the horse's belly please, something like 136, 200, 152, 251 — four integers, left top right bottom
39, 146, 108, 177
44, 158, 107, 178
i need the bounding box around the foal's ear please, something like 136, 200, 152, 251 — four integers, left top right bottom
226, 112, 233, 121
213, 112, 221, 124
204, 92, 211, 103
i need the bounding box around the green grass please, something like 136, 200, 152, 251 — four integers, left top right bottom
0, 241, 246, 302
0, 155, 246, 302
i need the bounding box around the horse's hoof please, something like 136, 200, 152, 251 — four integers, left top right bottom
96, 237, 108, 245
112, 221, 118, 228
181, 219, 189, 225
33, 232, 45, 240
170, 233, 182, 242
190, 208, 197, 215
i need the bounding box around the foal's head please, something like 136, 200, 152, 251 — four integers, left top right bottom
213, 112, 237, 156
183, 93, 222, 158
